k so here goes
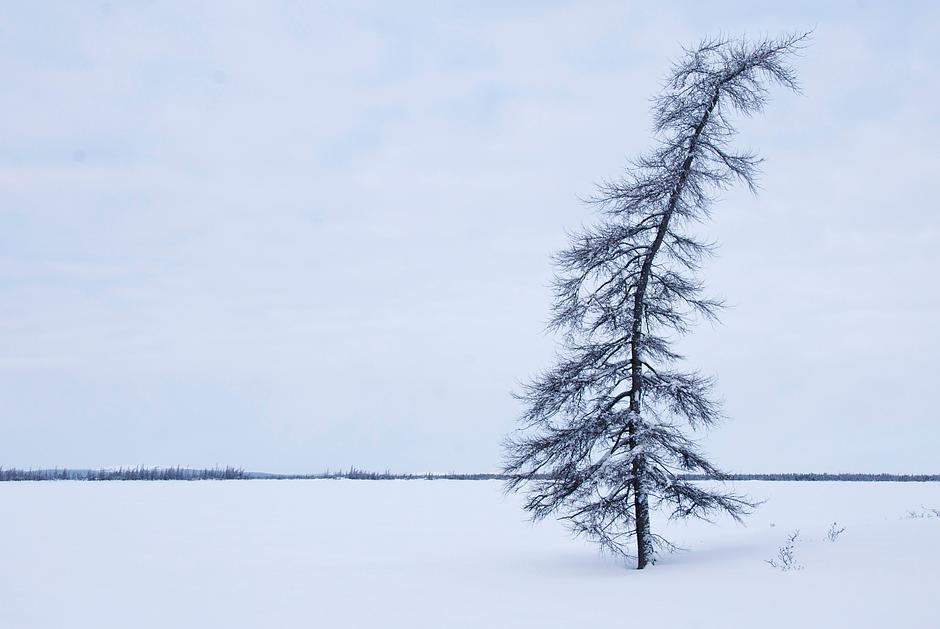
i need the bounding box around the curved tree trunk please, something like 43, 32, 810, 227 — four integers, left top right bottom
630, 87, 722, 568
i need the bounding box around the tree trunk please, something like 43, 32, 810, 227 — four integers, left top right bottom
628, 86, 723, 569
631, 437, 653, 569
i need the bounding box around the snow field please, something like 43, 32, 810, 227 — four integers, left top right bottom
0, 480, 937, 628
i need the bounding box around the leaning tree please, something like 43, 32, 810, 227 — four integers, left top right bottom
504, 34, 807, 569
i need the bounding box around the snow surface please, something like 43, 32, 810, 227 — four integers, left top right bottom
1, 480, 937, 628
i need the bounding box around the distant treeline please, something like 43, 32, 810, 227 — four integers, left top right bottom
0, 466, 498, 482
0, 466, 246, 481
251, 467, 505, 481
682, 473, 940, 482
1, 467, 938, 482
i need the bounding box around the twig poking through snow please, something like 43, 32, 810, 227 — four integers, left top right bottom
766, 530, 803, 571
825, 522, 846, 542
905, 506, 940, 519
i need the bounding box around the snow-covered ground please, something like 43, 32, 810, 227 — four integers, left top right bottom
1, 480, 936, 628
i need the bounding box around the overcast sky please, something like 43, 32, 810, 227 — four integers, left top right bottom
1, 1, 937, 473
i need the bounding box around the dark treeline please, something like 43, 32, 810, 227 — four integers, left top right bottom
0, 466, 500, 482
682, 473, 940, 482
251, 467, 505, 481
0, 466, 246, 481
1, 467, 938, 482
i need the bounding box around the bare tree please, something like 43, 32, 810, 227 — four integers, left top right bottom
503, 34, 808, 569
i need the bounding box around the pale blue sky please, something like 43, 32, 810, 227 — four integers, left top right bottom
2, 1, 938, 473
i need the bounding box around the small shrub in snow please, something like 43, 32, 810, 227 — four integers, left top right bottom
905, 507, 940, 519
826, 522, 846, 542
766, 530, 803, 571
